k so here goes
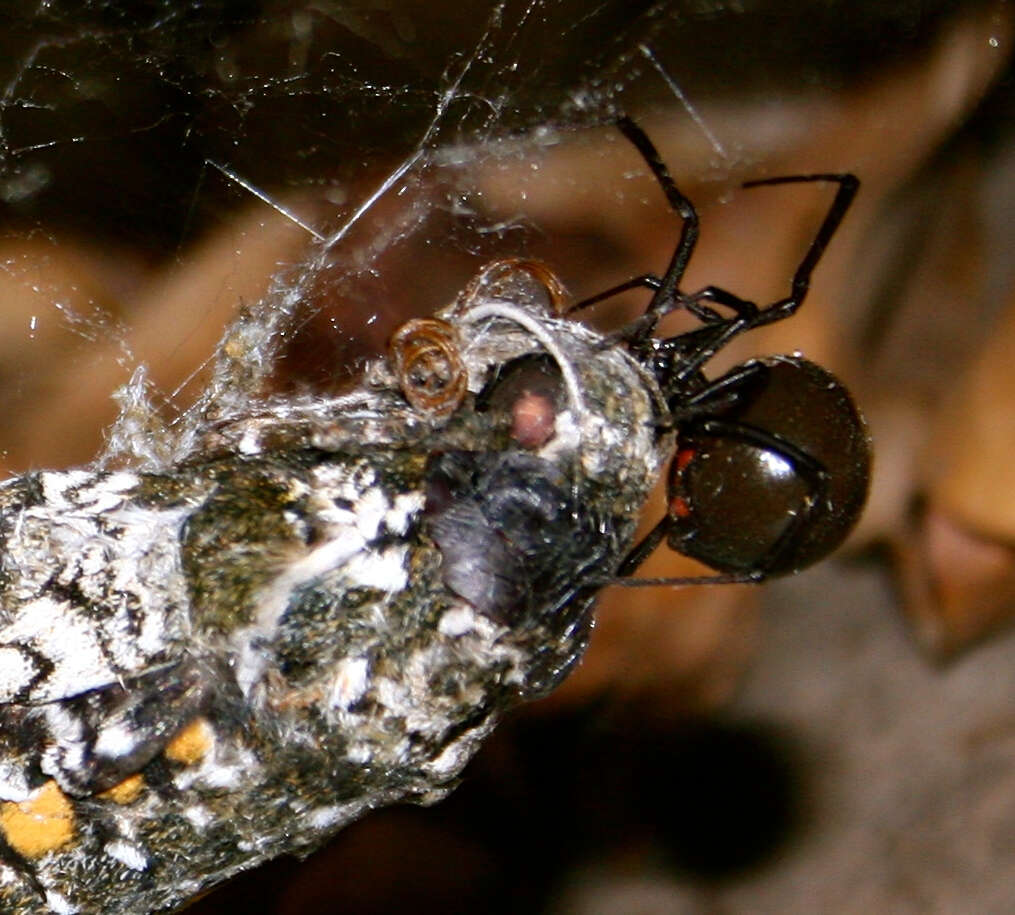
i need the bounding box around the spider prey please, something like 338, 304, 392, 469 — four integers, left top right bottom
0, 119, 869, 913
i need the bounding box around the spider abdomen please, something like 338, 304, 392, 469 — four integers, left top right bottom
667, 356, 871, 575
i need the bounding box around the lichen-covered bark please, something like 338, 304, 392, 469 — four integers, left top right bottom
0, 262, 668, 913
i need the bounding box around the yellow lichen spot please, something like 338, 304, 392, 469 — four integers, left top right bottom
0, 781, 74, 858
98, 773, 145, 805
164, 717, 214, 766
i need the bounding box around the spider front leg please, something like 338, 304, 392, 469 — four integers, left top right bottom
656, 173, 858, 378
571, 117, 699, 328
570, 273, 662, 313
740, 172, 859, 330
572, 119, 857, 362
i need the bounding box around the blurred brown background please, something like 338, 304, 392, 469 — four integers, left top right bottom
1, 1, 1014, 911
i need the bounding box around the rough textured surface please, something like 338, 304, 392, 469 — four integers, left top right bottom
0, 261, 667, 913
177, 558, 1015, 914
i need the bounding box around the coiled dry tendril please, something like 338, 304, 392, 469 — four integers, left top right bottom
389, 318, 468, 418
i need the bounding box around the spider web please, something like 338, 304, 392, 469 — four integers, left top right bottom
0, 0, 970, 475
0, 2, 1008, 911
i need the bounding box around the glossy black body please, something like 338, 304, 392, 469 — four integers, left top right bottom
583, 118, 871, 584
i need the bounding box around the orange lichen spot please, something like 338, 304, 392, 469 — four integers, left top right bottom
164, 717, 214, 766
98, 773, 145, 805
0, 781, 75, 858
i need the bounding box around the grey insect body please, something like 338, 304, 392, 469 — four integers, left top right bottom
0, 261, 668, 913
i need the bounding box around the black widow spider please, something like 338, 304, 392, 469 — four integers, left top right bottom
580, 117, 871, 586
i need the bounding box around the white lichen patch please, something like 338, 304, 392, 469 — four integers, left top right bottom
38, 471, 91, 509
343, 546, 408, 592
0, 646, 35, 699
353, 487, 389, 540
0, 598, 116, 702
0, 762, 31, 803
385, 491, 424, 536
425, 722, 494, 781
93, 723, 142, 761
305, 802, 364, 832
182, 805, 214, 830
171, 735, 259, 794
328, 657, 370, 710
104, 840, 148, 872
43, 890, 78, 915
0, 491, 192, 702
437, 602, 501, 641
72, 472, 139, 513
537, 408, 582, 463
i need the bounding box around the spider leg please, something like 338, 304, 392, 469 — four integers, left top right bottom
646, 317, 765, 396
608, 513, 764, 586
681, 285, 759, 321
615, 514, 669, 577
570, 273, 661, 313
616, 117, 700, 322
673, 359, 766, 416
742, 173, 859, 329
574, 117, 856, 368
571, 117, 699, 338
677, 175, 856, 333
603, 290, 731, 349
667, 174, 857, 377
